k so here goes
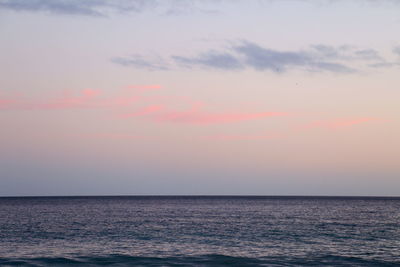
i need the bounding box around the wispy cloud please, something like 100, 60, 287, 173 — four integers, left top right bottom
367, 45, 400, 68
125, 84, 162, 91
353, 49, 383, 61
0, 87, 153, 110
369, 62, 400, 68
113, 41, 393, 74
0, 98, 16, 109
392, 46, 400, 58
0, 0, 218, 17
205, 116, 386, 141
301, 117, 381, 130
153, 110, 287, 124
2, 0, 399, 17
204, 133, 278, 141
231, 42, 355, 73
1, 87, 287, 125
172, 52, 243, 70
0, 0, 159, 16
111, 56, 170, 71
75, 132, 146, 140
120, 103, 287, 124
121, 104, 165, 117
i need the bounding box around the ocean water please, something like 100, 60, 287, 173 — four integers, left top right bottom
0, 196, 399, 266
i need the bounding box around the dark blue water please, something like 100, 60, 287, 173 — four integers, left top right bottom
0, 196, 399, 266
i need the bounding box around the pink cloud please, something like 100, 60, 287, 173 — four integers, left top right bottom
126, 85, 162, 90
33, 89, 104, 110
155, 111, 286, 124
0, 89, 142, 110
120, 105, 165, 117
124, 84, 163, 94
0, 99, 16, 109
81, 88, 101, 97
204, 116, 386, 141
204, 133, 277, 140
0, 86, 191, 113
83, 133, 145, 140
303, 117, 381, 130
111, 95, 141, 107
1, 87, 290, 128
122, 103, 287, 124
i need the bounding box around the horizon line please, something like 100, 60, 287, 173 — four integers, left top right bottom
0, 194, 399, 199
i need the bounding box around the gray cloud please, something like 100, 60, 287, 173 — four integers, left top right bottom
369, 62, 400, 68
311, 45, 343, 59
172, 42, 358, 73
3, 0, 184, 16
232, 42, 355, 73
0, 0, 157, 16
233, 42, 310, 72
111, 55, 169, 71
353, 49, 383, 60
309, 62, 355, 73
172, 52, 243, 70
2, 0, 400, 17
367, 46, 400, 68
112, 41, 395, 74
1, 0, 94, 16
393, 46, 400, 56
310, 45, 383, 61
0, 0, 221, 17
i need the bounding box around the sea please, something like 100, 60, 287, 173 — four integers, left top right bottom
0, 196, 399, 266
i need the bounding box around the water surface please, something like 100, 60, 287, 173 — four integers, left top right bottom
0, 196, 399, 266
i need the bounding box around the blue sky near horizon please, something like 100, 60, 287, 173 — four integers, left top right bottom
0, 0, 399, 196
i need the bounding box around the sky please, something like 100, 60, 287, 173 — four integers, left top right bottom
0, 0, 399, 196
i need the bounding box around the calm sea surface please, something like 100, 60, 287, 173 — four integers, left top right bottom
0, 196, 399, 266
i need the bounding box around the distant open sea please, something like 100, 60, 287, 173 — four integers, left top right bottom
0, 196, 399, 266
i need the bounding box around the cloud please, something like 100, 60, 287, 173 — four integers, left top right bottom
1, 88, 287, 125
30, 89, 107, 110
393, 46, 400, 56
114, 41, 394, 74
204, 116, 386, 141
311, 45, 383, 61
364, 46, 400, 68
112, 56, 170, 71
154, 110, 287, 124
121, 105, 165, 117
2, 0, 399, 17
0, 98, 16, 109
232, 42, 355, 73
353, 49, 383, 61
125, 84, 162, 91
204, 133, 277, 141
121, 103, 287, 124
0, 85, 195, 113
76, 133, 146, 140
302, 117, 381, 130
369, 62, 400, 68
1, 88, 288, 126
0, 88, 144, 110
81, 88, 101, 97
0, 0, 219, 17
173, 51, 243, 70
0, 0, 156, 16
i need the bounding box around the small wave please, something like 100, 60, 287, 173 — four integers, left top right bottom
1, 254, 399, 266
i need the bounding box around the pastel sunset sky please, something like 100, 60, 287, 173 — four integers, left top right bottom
1, 0, 399, 196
